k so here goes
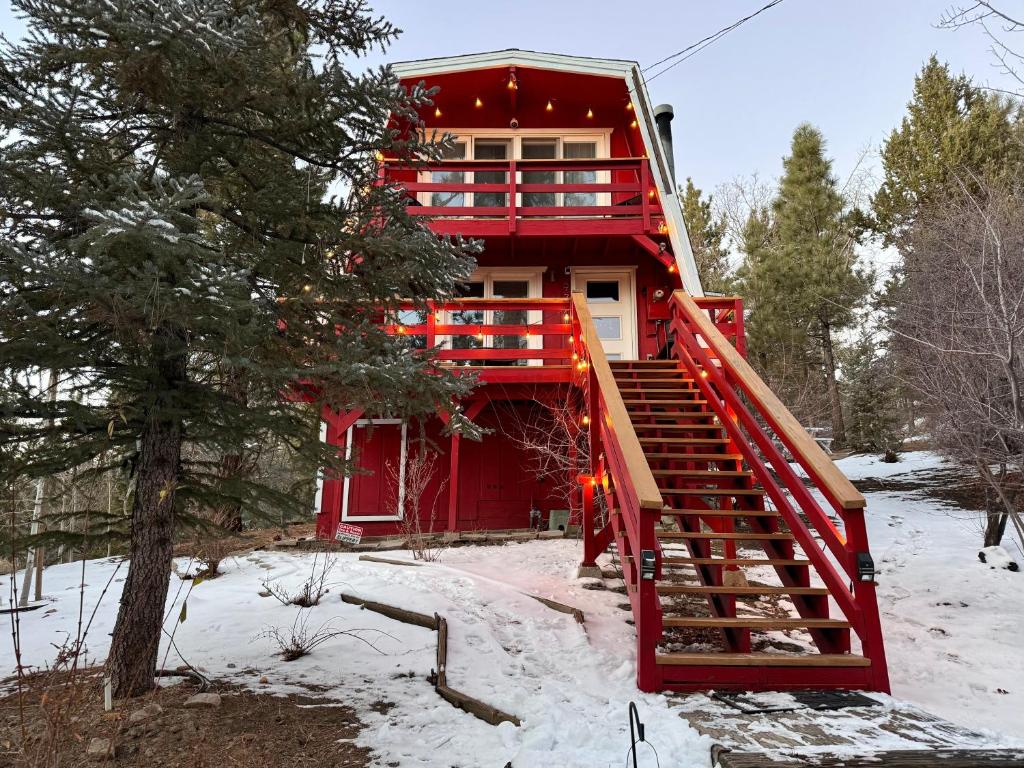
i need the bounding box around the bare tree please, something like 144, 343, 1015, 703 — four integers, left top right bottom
893, 177, 1024, 552
493, 392, 588, 512
940, 3, 1024, 94
386, 443, 448, 561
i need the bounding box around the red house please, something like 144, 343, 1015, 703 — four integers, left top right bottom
314, 50, 889, 694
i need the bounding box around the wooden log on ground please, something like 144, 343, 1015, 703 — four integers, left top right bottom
435, 614, 448, 688
436, 684, 521, 727
526, 594, 585, 624
340, 593, 438, 630
358, 555, 423, 567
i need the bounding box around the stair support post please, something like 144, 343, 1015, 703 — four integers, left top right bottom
845, 508, 892, 693
635, 506, 662, 692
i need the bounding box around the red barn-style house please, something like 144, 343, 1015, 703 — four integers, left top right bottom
314, 50, 889, 694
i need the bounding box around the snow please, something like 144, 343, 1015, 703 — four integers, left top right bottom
831, 452, 1024, 740
1, 544, 709, 767
2, 450, 1022, 764
979, 546, 1018, 570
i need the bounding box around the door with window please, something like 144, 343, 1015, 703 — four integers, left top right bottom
447, 269, 543, 365
571, 269, 638, 360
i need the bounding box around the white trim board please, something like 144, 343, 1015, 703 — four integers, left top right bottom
341, 419, 407, 523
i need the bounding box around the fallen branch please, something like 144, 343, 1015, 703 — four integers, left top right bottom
358, 555, 424, 568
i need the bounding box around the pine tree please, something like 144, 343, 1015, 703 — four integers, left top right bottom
872, 55, 1023, 246
841, 334, 902, 458
0, 0, 478, 697
679, 178, 731, 293
737, 125, 871, 444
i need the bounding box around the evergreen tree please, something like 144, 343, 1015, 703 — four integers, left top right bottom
737, 125, 871, 445
0, 0, 477, 697
872, 55, 1023, 246
679, 178, 731, 293
841, 334, 902, 458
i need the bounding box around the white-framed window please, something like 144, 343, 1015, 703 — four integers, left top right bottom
342, 419, 408, 522
420, 130, 611, 210
446, 267, 545, 366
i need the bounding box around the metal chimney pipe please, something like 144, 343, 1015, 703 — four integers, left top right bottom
653, 103, 675, 186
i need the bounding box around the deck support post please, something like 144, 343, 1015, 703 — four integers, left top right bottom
440, 396, 488, 533
580, 476, 598, 567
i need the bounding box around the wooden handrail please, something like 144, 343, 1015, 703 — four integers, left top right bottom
672, 291, 864, 510
572, 292, 662, 511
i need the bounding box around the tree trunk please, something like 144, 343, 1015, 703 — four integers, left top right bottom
984, 507, 1008, 547
107, 331, 186, 699
820, 322, 846, 447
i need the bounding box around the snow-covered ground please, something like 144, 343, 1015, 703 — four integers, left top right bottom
1, 450, 1021, 765
832, 451, 1024, 739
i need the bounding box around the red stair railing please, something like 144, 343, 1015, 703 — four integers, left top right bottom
669, 290, 890, 691
570, 292, 665, 691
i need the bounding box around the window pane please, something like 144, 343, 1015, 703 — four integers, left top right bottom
593, 316, 622, 340
473, 140, 509, 208
452, 281, 484, 350
564, 142, 597, 207
586, 281, 620, 303
397, 309, 427, 349
430, 142, 466, 207
521, 140, 557, 208
492, 280, 529, 356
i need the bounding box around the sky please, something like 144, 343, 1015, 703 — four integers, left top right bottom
0, 0, 1019, 197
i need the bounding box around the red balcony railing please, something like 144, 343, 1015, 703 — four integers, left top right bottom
385, 297, 574, 383
384, 157, 663, 237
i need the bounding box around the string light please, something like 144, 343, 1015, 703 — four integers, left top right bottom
648, 189, 656, 199
630, 119, 638, 128
302, 284, 313, 293
667, 263, 676, 273
474, 96, 483, 108
546, 99, 554, 112
626, 101, 634, 111
507, 73, 518, 90
586, 107, 594, 119
581, 415, 591, 426
396, 325, 407, 335
562, 312, 570, 322
476, 331, 484, 341
434, 107, 442, 118
700, 370, 709, 378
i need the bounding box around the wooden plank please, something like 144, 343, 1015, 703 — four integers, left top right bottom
673, 291, 865, 511
435, 614, 448, 687
358, 555, 424, 567
661, 508, 779, 518
663, 617, 850, 630
340, 593, 439, 630
652, 470, 751, 477
526, 594, 586, 624
656, 652, 868, 667
639, 437, 731, 445
664, 557, 806, 567
436, 684, 521, 727
657, 585, 829, 596
656, 531, 792, 541
572, 292, 662, 510
660, 488, 764, 496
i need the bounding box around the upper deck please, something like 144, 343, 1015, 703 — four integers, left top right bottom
383, 50, 701, 292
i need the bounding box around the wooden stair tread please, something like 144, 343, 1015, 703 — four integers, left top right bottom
660, 488, 764, 496
644, 453, 744, 461
617, 388, 699, 394
634, 423, 723, 431
657, 531, 793, 541
639, 437, 731, 445
652, 469, 751, 477
661, 508, 779, 517
657, 584, 828, 596
614, 377, 696, 383
618, 403, 708, 409
664, 557, 807, 566
663, 617, 850, 630
656, 652, 869, 667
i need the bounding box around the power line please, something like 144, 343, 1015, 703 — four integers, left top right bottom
642, 0, 787, 82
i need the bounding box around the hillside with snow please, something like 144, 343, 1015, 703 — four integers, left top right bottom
2, 451, 1021, 766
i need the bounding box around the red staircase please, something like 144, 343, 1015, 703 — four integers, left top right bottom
570, 291, 889, 694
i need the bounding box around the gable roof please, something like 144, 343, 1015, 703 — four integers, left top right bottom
391, 49, 704, 295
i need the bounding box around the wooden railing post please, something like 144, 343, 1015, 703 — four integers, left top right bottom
640, 159, 651, 233
508, 158, 517, 234
581, 476, 597, 567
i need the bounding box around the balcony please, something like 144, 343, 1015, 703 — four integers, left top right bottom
385, 157, 664, 238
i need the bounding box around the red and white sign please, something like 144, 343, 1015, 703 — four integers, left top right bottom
335, 522, 363, 545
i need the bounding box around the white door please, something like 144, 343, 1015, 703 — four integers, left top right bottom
572, 269, 638, 360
